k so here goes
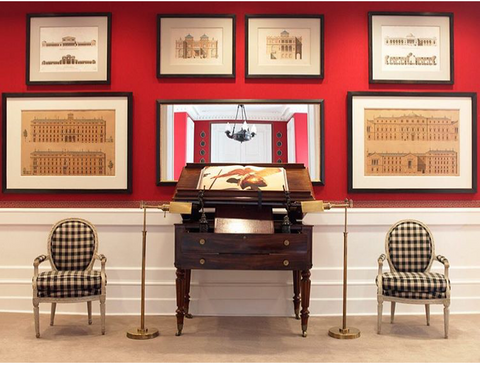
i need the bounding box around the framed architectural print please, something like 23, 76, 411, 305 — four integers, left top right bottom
245, 15, 324, 78
348, 92, 477, 193
157, 14, 235, 78
27, 13, 112, 85
2, 92, 132, 193
369, 12, 453, 84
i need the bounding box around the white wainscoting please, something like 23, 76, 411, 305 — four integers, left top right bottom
0, 207, 479, 317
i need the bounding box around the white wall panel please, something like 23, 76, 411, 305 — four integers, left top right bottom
0, 208, 479, 317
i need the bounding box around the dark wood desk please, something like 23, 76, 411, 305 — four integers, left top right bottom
172, 163, 314, 337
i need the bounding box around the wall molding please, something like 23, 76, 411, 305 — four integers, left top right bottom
1, 207, 479, 317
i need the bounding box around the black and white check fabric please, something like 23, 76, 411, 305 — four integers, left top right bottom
381, 271, 448, 293
36, 270, 102, 298
388, 221, 432, 272
50, 220, 95, 271
383, 290, 446, 300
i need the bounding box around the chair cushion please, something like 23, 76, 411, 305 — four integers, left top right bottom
383, 290, 447, 300
51, 220, 96, 271
381, 271, 448, 294
36, 270, 102, 298
388, 221, 432, 272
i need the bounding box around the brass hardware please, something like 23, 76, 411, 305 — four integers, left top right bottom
284, 240, 290, 246
140, 201, 193, 214
127, 327, 160, 340
199, 258, 206, 265
243, 236, 247, 240
199, 239, 206, 245
328, 326, 360, 339
301, 199, 353, 213
283, 260, 289, 266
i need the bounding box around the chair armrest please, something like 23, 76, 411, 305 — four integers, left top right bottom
436, 254, 450, 278
33, 255, 49, 277
95, 253, 107, 263
94, 254, 107, 293
377, 254, 387, 293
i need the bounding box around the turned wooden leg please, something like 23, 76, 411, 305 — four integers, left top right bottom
293, 270, 301, 320
50, 303, 56, 326
100, 296, 106, 335
175, 268, 186, 336
185, 269, 192, 319
377, 300, 383, 334
33, 300, 40, 338
444, 304, 450, 339
300, 269, 311, 337
390, 302, 396, 324
425, 304, 430, 326
87, 301, 92, 325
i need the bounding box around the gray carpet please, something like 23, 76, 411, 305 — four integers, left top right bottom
1, 313, 479, 362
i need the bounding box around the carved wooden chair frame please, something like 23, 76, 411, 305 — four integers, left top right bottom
32, 218, 107, 338
377, 219, 450, 338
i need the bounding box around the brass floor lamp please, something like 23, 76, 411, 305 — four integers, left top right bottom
327, 199, 360, 339
302, 198, 360, 339
127, 201, 191, 340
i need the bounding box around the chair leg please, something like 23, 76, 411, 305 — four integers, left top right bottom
100, 297, 106, 335
33, 300, 40, 338
444, 304, 450, 339
425, 304, 430, 326
50, 303, 56, 326
87, 301, 92, 325
390, 302, 396, 324
377, 300, 383, 334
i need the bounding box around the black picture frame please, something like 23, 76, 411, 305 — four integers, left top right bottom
2, 92, 133, 193
245, 14, 324, 79
157, 14, 236, 78
348, 91, 477, 193
368, 12, 454, 84
26, 12, 112, 85
156, 99, 325, 186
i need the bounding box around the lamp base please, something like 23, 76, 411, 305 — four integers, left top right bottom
126, 327, 159, 340
328, 326, 360, 339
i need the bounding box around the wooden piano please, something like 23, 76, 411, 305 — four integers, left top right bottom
173, 163, 315, 337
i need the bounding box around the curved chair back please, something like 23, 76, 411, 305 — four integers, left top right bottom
385, 219, 434, 273
47, 218, 98, 271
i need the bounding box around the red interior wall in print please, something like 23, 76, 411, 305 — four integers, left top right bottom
271, 122, 288, 163
174, 112, 188, 180
0, 2, 479, 204
193, 120, 211, 163
293, 113, 309, 167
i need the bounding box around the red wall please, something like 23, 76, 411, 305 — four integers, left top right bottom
1, 2, 480, 205
193, 120, 211, 163
173, 112, 188, 180
293, 113, 309, 167
272, 122, 288, 163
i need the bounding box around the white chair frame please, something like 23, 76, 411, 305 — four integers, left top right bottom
32, 218, 107, 338
377, 219, 450, 338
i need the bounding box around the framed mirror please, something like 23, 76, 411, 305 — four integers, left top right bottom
156, 99, 324, 185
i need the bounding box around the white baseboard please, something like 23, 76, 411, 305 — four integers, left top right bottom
1, 207, 479, 316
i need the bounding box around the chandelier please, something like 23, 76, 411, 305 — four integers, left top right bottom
224, 105, 257, 143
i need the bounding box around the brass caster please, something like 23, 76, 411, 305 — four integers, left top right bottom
175, 330, 182, 336
36, 334, 40, 339
50, 323, 54, 326
295, 314, 300, 320
89, 320, 93, 325
185, 313, 193, 319
302, 331, 307, 338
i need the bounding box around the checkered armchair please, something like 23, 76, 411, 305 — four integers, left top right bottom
376, 220, 450, 338
32, 218, 107, 338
